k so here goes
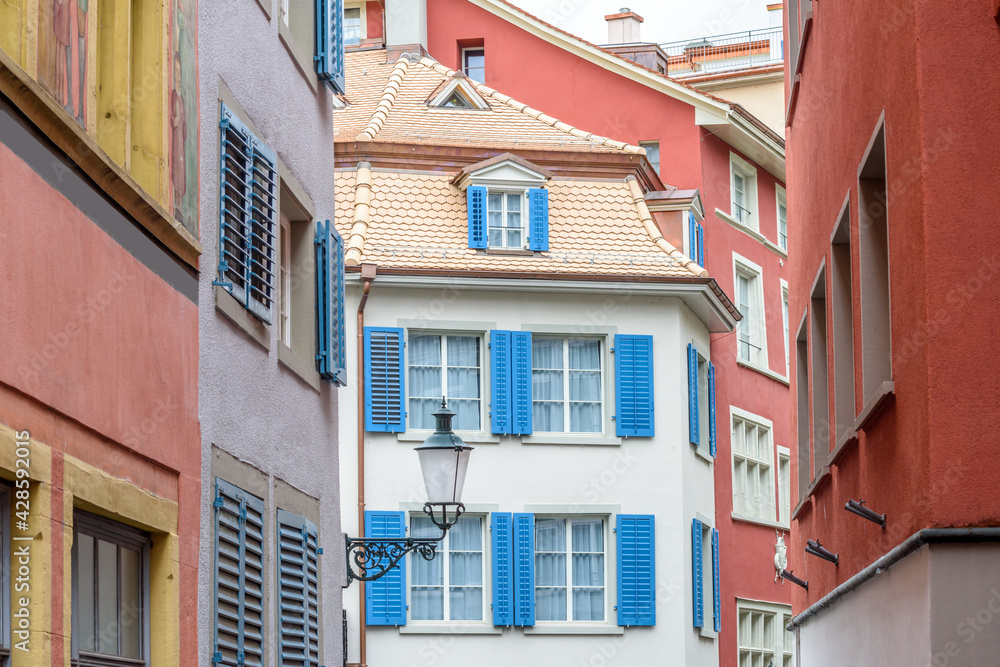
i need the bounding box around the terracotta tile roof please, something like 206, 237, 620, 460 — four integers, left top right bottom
335, 163, 707, 279
334, 49, 644, 155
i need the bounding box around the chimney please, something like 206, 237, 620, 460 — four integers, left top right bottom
385, 0, 428, 59
767, 3, 784, 28
605, 7, 644, 44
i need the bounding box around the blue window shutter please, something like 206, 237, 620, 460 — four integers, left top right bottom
468, 186, 488, 249
365, 511, 406, 625
712, 527, 721, 633
490, 330, 512, 434
511, 331, 533, 434
688, 344, 700, 446
246, 133, 277, 324
527, 188, 549, 251
277, 510, 321, 666
316, 0, 346, 93
614, 335, 655, 437
692, 518, 704, 628
688, 214, 697, 262
512, 513, 535, 626
334, 226, 347, 384
315, 221, 348, 385
617, 514, 656, 627
708, 362, 717, 457
491, 513, 514, 626
364, 328, 405, 432
218, 104, 253, 310
697, 222, 705, 267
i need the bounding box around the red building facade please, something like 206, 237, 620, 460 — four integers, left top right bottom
785, 0, 1000, 663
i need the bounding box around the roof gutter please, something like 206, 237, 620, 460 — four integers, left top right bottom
788, 527, 1000, 631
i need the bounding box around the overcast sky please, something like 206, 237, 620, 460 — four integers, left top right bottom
506, 0, 778, 45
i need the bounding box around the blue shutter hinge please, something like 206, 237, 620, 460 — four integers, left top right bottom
239, 504, 247, 525
219, 118, 230, 131
611, 347, 615, 353
212, 651, 223, 663
212, 496, 224, 509
237, 650, 245, 666
212, 279, 233, 289
318, 547, 324, 554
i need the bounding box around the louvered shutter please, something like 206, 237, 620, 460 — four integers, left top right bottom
490, 330, 511, 434
512, 513, 535, 626
688, 214, 697, 262
246, 132, 277, 323
315, 0, 346, 93
218, 105, 253, 310
491, 513, 514, 626
511, 331, 533, 434
614, 335, 655, 437
365, 511, 407, 625
468, 186, 488, 249
697, 222, 705, 267
213, 479, 265, 667
364, 327, 405, 432
315, 220, 347, 384
688, 344, 700, 446
692, 518, 704, 628
527, 188, 549, 251
712, 527, 721, 633
708, 362, 717, 457
277, 510, 321, 667
617, 514, 656, 626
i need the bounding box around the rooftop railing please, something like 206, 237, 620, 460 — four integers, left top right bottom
659, 26, 784, 78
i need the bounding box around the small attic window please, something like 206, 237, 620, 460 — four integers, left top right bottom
442, 91, 475, 109
427, 76, 491, 110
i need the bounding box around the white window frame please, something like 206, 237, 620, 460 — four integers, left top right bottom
533, 515, 610, 626
639, 141, 660, 175
278, 214, 292, 345
733, 253, 767, 369
486, 188, 528, 250
405, 330, 486, 434
462, 47, 486, 83
736, 599, 794, 667
406, 513, 488, 625
343, 2, 367, 45
531, 336, 606, 435
730, 153, 759, 231
777, 446, 791, 527
730, 407, 776, 524
781, 279, 790, 377
776, 184, 787, 251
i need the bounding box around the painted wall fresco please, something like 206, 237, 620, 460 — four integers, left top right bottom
37, 0, 88, 126
171, 0, 198, 231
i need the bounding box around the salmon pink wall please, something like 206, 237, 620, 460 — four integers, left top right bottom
366, 0, 383, 40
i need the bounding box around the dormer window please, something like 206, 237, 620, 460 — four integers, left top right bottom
488, 191, 526, 249
427, 76, 491, 110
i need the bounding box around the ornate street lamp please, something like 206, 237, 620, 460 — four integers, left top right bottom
345, 399, 473, 583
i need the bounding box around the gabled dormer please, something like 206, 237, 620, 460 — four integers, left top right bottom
453, 155, 553, 252
427, 75, 491, 110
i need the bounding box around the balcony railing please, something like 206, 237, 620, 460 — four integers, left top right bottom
659, 27, 784, 78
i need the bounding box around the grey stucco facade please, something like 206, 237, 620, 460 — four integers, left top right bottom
197, 1, 343, 665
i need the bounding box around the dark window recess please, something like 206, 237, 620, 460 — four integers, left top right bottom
463, 48, 485, 83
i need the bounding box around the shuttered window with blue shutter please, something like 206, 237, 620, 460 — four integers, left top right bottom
512, 513, 535, 626
213, 479, 265, 667
687, 344, 700, 446
712, 527, 721, 632
708, 362, 717, 457
277, 510, 320, 667
315, 0, 345, 93
315, 220, 347, 384
527, 188, 549, 251
692, 518, 704, 628
697, 222, 705, 267
218, 103, 277, 324
615, 335, 655, 437
688, 214, 698, 264
365, 511, 407, 625
467, 186, 488, 249
617, 514, 656, 626
492, 512, 514, 626
490, 331, 532, 435
364, 327, 405, 432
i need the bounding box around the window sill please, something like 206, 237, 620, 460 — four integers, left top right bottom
399, 623, 502, 635
215, 285, 270, 351
694, 445, 714, 464
521, 434, 622, 446
856, 381, 895, 432
484, 248, 537, 256
396, 431, 500, 444
731, 512, 789, 532
715, 209, 787, 259
523, 624, 624, 635
699, 626, 718, 640
278, 343, 321, 392
736, 359, 789, 385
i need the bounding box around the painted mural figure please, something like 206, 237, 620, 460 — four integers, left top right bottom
76, 0, 87, 124
53, 0, 73, 113
171, 52, 187, 216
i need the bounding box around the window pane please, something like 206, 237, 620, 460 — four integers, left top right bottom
572, 587, 604, 621
506, 228, 522, 248
464, 50, 485, 70
536, 587, 567, 621
569, 402, 602, 433
568, 340, 600, 370
344, 7, 362, 45
78, 532, 96, 652
409, 335, 443, 429
449, 586, 482, 621
410, 517, 444, 620
411, 587, 444, 621
120, 547, 141, 659
97, 539, 119, 655
535, 518, 566, 552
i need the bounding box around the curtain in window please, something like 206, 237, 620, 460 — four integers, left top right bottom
532, 339, 564, 432
410, 517, 445, 620
448, 516, 483, 620
409, 335, 481, 430
571, 519, 605, 621
409, 335, 443, 430
569, 340, 601, 433
447, 336, 481, 431
535, 518, 567, 621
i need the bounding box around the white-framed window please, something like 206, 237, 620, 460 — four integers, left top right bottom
730, 153, 759, 231
734, 254, 767, 367
531, 337, 604, 434
409, 515, 486, 622
487, 190, 527, 250
344, 4, 365, 46
640, 141, 660, 175
778, 446, 791, 526
279, 214, 292, 345
781, 281, 790, 377
731, 409, 775, 522
736, 599, 794, 667
776, 185, 787, 251
535, 516, 607, 623
462, 48, 486, 83
407, 332, 484, 431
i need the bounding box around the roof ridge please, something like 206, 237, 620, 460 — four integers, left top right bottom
625, 176, 708, 278
345, 161, 373, 266
355, 58, 411, 142
414, 55, 646, 156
